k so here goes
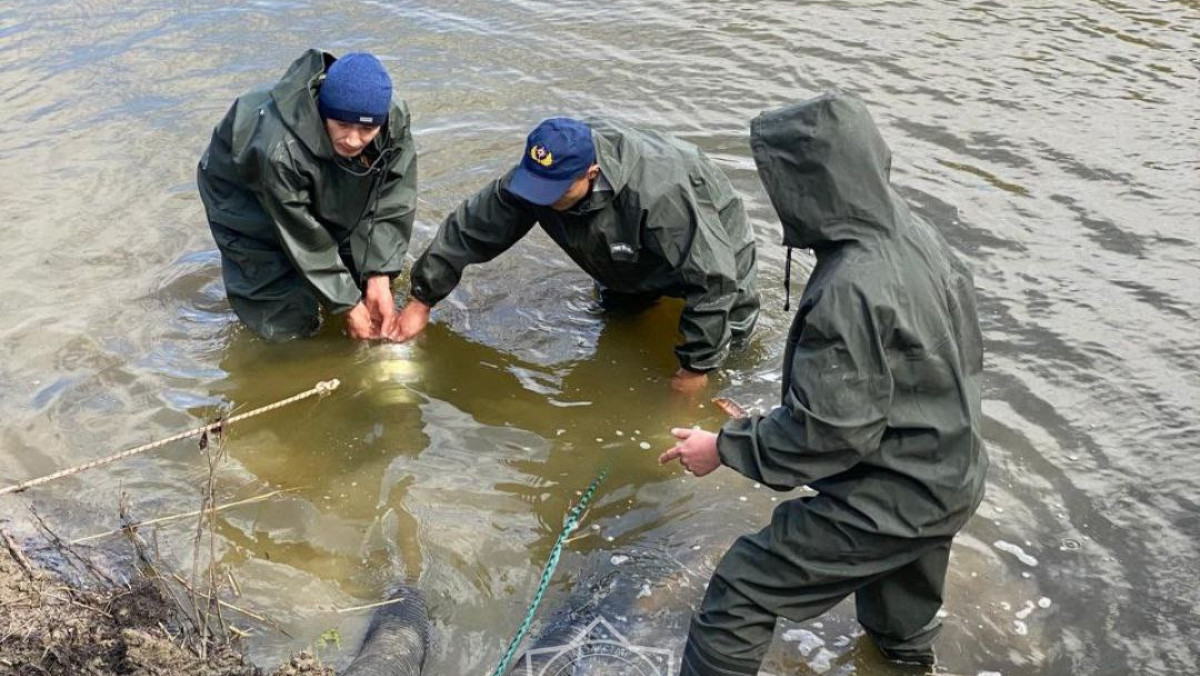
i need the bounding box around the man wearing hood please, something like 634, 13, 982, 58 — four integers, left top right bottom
660, 93, 987, 673
390, 117, 759, 392
198, 50, 418, 340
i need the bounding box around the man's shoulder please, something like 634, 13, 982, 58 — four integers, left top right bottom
228, 91, 299, 158
589, 118, 699, 160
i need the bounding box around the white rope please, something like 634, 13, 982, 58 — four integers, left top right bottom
0, 379, 340, 497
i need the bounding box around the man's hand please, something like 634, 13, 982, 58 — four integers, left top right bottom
344, 301, 378, 340
670, 368, 709, 394
387, 298, 431, 342
363, 275, 396, 336
658, 427, 721, 477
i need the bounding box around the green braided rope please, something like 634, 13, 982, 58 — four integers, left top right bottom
490, 465, 610, 676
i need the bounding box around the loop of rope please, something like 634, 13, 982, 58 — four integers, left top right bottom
0, 379, 341, 497
490, 465, 610, 676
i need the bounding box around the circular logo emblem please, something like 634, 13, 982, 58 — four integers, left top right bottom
531, 145, 555, 167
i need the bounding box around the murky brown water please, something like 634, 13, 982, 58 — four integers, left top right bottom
2, 1, 1198, 674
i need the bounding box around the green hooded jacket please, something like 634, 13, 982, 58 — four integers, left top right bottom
409, 119, 758, 372
718, 93, 988, 538
198, 49, 418, 314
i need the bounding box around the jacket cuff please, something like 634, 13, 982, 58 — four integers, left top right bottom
327, 294, 363, 315
409, 281, 444, 308
716, 418, 758, 479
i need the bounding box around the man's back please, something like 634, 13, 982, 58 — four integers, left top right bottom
719, 91, 987, 536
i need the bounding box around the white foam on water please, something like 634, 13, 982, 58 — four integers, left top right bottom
610, 555, 630, 566
781, 628, 825, 657
1038, 597, 1052, 608
1015, 600, 1036, 620
639, 441, 651, 449
993, 540, 1039, 566
1012, 620, 1029, 636
809, 647, 837, 673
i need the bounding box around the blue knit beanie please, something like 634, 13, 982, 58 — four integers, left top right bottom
318, 52, 392, 126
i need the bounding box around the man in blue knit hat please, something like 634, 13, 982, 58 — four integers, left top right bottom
391, 117, 759, 392
198, 50, 418, 340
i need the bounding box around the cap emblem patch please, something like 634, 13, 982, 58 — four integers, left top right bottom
530, 145, 554, 167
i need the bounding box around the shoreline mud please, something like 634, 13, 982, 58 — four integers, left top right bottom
0, 527, 333, 676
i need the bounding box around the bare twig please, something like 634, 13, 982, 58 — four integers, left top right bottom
225, 568, 241, 598
168, 573, 292, 638
207, 424, 229, 642
28, 506, 117, 587
120, 492, 206, 641
1, 528, 36, 579
69, 489, 300, 544
335, 596, 417, 614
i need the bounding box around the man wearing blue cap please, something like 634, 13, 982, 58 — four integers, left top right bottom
391, 118, 759, 391
198, 49, 417, 340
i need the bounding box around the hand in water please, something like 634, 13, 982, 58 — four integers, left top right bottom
670, 368, 708, 394
387, 298, 431, 342
363, 275, 396, 336
658, 427, 720, 477
345, 301, 377, 339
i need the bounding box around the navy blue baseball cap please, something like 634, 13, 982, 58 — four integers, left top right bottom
509, 118, 597, 206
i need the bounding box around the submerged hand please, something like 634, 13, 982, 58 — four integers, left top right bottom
387, 299, 431, 342
670, 368, 709, 394
658, 427, 720, 477
344, 301, 378, 340
363, 275, 396, 335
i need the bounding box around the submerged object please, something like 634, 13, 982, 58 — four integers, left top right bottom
343, 585, 429, 676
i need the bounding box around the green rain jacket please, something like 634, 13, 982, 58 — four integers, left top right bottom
409, 120, 757, 373
719, 93, 988, 538
198, 49, 418, 314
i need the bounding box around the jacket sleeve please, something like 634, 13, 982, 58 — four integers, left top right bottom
256, 140, 362, 313
352, 126, 418, 279
409, 173, 536, 306
646, 182, 741, 372
716, 283, 892, 490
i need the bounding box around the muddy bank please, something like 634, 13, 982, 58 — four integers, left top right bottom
0, 531, 331, 676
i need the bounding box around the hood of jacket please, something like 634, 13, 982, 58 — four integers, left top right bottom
270, 49, 409, 167
749, 92, 897, 249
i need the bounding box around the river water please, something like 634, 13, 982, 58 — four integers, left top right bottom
1, 1, 1197, 674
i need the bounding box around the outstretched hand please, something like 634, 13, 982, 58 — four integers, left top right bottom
658, 427, 721, 477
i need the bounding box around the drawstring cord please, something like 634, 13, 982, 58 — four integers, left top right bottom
344, 145, 394, 288
783, 246, 793, 312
